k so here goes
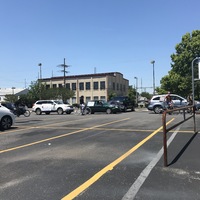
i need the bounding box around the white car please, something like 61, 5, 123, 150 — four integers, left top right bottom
0, 104, 16, 130
32, 100, 74, 115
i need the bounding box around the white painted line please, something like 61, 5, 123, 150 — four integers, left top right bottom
122, 127, 180, 200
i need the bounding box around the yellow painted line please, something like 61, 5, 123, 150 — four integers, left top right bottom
0, 118, 129, 154
0, 118, 92, 135
61, 118, 175, 200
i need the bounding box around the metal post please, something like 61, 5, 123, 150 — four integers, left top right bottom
191, 57, 200, 133
151, 60, 155, 95
134, 77, 138, 105
38, 63, 42, 79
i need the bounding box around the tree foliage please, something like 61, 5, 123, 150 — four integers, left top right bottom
160, 30, 200, 98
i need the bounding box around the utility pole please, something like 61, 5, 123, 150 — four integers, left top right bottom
57, 58, 69, 87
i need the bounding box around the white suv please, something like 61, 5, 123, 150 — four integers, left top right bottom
147, 94, 188, 114
32, 100, 74, 115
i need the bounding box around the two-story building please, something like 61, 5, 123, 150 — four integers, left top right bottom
40, 72, 129, 104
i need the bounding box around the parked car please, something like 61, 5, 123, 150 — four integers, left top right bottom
110, 96, 135, 112
86, 100, 121, 114
148, 94, 188, 114
32, 100, 74, 115
194, 100, 200, 110
0, 104, 15, 130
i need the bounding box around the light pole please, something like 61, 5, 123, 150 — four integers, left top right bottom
38, 63, 42, 79
191, 57, 200, 106
11, 87, 15, 95
151, 60, 155, 95
134, 77, 138, 105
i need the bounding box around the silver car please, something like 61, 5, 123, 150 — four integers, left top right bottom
0, 104, 16, 130
147, 94, 188, 114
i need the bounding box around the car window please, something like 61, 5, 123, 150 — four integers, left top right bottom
152, 96, 160, 100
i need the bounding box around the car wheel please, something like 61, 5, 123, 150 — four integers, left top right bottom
36, 108, 42, 115
106, 108, 112, 114
66, 111, 71, 114
153, 106, 163, 114
57, 108, 63, 115
0, 116, 12, 130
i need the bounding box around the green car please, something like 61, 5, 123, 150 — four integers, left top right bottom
86, 100, 121, 114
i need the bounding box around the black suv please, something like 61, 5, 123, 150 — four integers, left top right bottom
111, 96, 135, 112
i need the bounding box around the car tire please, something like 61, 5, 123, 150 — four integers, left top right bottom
66, 111, 71, 114
0, 116, 12, 130
57, 108, 63, 115
153, 106, 163, 114
106, 108, 112, 114
36, 108, 42, 115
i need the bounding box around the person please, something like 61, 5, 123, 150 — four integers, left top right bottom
187, 94, 193, 114
164, 92, 173, 113
14, 99, 26, 116
79, 96, 85, 115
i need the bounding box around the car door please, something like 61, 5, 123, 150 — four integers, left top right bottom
171, 95, 186, 107
94, 101, 105, 112
41, 101, 52, 111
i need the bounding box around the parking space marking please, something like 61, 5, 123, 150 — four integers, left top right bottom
0, 118, 129, 154
0, 118, 93, 135
61, 118, 175, 200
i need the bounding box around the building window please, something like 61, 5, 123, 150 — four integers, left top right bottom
86, 82, 90, 90
100, 96, 105, 100
59, 84, 62, 88
72, 97, 76, 104
52, 84, 57, 88
100, 81, 105, 90
93, 82, 98, 90
66, 83, 70, 89
46, 85, 50, 89
113, 82, 115, 90
86, 96, 91, 103
79, 82, 84, 90
94, 96, 98, 100
72, 83, 76, 90
117, 83, 119, 91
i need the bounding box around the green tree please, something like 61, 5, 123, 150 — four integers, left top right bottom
140, 92, 151, 100
160, 30, 200, 98
128, 85, 136, 104
4, 94, 18, 103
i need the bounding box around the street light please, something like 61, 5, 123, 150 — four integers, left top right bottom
151, 60, 155, 95
11, 87, 15, 95
134, 77, 138, 105
38, 63, 42, 79
191, 57, 200, 106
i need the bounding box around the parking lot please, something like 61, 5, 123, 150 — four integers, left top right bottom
0, 109, 200, 200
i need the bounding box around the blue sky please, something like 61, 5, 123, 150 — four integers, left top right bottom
0, 0, 199, 93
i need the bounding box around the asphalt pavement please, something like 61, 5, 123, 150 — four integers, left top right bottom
122, 110, 200, 200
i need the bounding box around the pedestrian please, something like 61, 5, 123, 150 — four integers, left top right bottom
80, 96, 85, 115
164, 92, 172, 109
187, 94, 193, 114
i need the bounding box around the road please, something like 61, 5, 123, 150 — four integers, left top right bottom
0, 109, 199, 200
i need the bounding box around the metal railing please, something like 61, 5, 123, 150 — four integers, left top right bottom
162, 105, 196, 167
